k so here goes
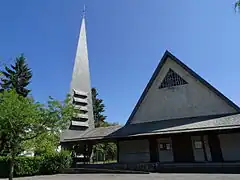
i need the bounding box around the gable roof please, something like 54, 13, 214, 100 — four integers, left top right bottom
126, 50, 240, 125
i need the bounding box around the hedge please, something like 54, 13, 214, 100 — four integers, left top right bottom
0, 151, 72, 178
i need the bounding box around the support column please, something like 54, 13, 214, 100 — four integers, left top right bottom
201, 135, 208, 161
148, 137, 159, 162
83, 143, 87, 164
87, 142, 93, 164
208, 133, 223, 162
116, 140, 120, 163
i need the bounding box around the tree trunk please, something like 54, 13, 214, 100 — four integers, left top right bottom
9, 156, 14, 180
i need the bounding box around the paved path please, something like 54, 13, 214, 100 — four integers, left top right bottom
12, 174, 240, 180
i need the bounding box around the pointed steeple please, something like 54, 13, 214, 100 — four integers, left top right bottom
69, 9, 94, 130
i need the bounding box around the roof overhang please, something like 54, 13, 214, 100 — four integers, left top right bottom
61, 113, 240, 143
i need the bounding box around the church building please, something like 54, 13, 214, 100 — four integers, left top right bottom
61, 13, 240, 165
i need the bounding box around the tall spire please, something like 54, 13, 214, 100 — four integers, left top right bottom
83, 4, 86, 18
69, 8, 94, 130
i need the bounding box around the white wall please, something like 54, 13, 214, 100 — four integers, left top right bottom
131, 57, 236, 124
119, 139, 150, 163
219, 133, 240, 161
157, 138, 174, 162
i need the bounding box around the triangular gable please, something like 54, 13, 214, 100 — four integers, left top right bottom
127, 51, 240, 125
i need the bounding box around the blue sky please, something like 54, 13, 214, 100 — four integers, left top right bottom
0, 0, 239, 125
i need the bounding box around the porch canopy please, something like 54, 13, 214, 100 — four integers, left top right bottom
60, 113, 240, 144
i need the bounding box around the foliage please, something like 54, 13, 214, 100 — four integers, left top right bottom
23, 132, 59, 156
236, 1, 240, 10
14, 156, 42, 177
92, 121, 119, 162
0, 56, 33, 159
91, 88, 107, 127
0, 55, 32, 97
91, 88, 119, 162
0, 61, 4, 77
105, 142, 117, 160
0, 90, 75, 179
0, 151, 72, 178
39, 150, 72, 175
93, 142, 117, 162
22, 94, 75, 156
0, 90, 43, 156
97, 121, 119, 128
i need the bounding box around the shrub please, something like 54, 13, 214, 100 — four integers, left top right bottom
0, 151, 72, 178
40, 151, 72, 175
14, 156, 43, 177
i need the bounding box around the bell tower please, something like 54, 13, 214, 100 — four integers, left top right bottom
69, 7, 94, 130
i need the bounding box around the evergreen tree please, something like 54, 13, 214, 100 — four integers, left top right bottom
0, 54, 32, 97
235, 1, 240, 11
91, 88, 107, 127
90, 88, 119, 162
236, 1, 240, 8
0, 61, 3, 77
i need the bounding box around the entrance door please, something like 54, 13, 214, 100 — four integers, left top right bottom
172, 134, 194, 162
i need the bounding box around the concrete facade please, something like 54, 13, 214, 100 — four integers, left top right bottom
117, 52, 240, 164
118, 133, 240, 164
191, 135, 212, 162
219, 133, 240, 161
130, 57, 237, 124
69, 16, 94, 129
60, 15, 95, 148
157, 138, 174, 162
119, 139, 150, 163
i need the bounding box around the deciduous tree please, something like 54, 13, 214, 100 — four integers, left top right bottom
0, 91, 75, 180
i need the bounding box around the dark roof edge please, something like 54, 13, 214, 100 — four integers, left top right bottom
126, 50, 240, 125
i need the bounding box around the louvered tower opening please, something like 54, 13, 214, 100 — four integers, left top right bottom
72, 89, 89, 127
